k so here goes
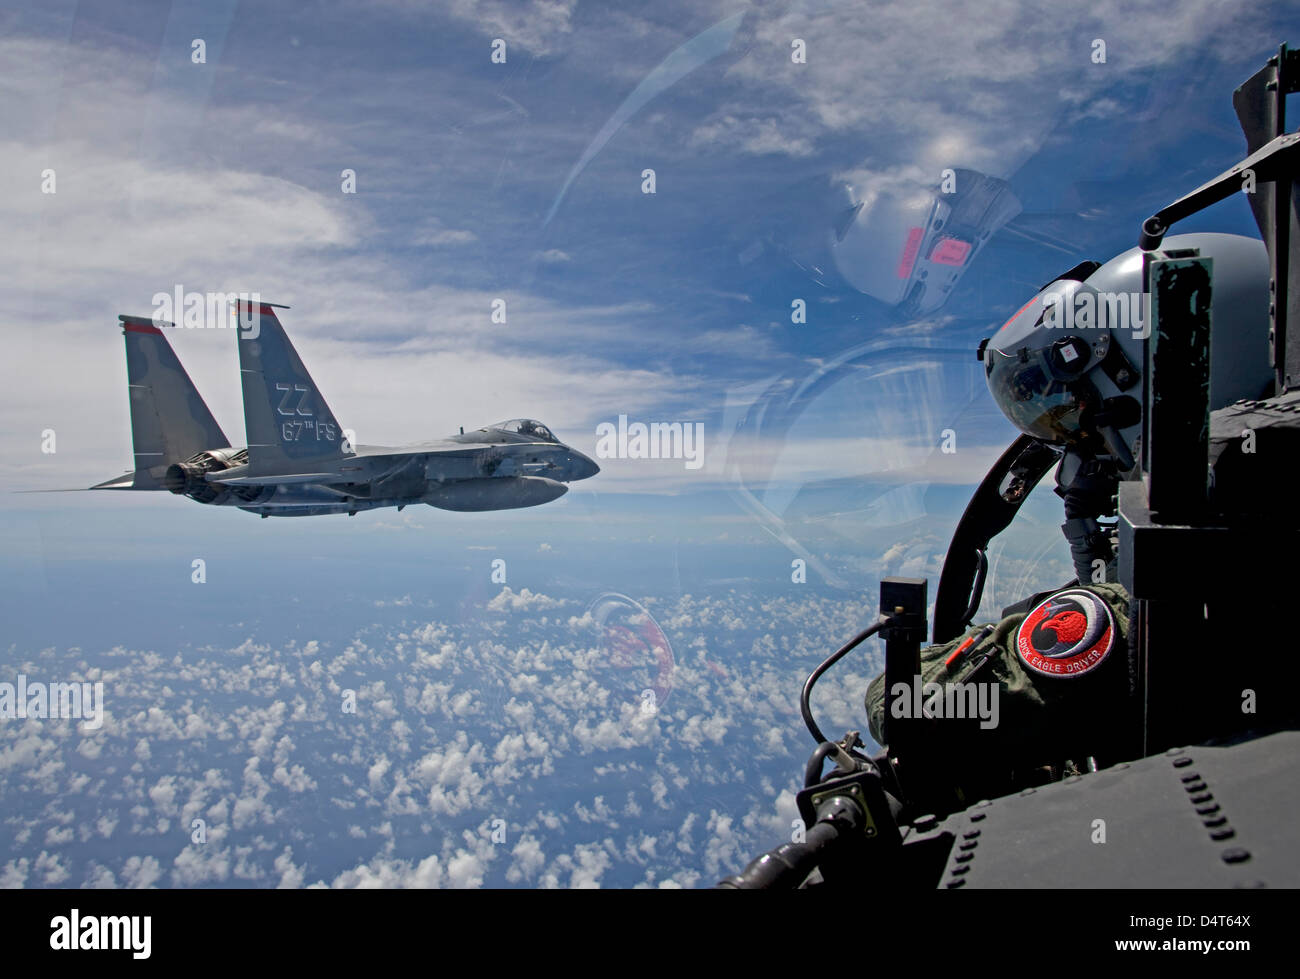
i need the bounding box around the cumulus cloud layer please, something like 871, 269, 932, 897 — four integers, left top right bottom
0, 584, 897, 889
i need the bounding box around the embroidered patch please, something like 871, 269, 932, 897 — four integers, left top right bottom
1016, 588, 1115, 678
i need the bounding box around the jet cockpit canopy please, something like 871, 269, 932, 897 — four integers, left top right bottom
491, 419, 558, 442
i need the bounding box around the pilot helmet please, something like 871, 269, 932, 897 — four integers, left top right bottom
982, 232, 1273, 467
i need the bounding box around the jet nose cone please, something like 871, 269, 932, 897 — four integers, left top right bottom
571, 451, 600, 481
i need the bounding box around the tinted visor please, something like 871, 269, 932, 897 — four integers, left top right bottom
985, 346, 1090, 444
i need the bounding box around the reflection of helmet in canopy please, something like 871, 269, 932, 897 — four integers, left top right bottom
983, 233, 1272, 464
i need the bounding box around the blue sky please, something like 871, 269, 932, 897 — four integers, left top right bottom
1, 1, 1295, 887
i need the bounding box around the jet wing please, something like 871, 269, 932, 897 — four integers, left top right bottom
201, 442, 506, 486
205, 472, 342, 486
351, 440, 501, 457
198, 438, 553, 488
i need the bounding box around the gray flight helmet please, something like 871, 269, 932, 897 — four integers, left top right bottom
983, 232, 1272, 468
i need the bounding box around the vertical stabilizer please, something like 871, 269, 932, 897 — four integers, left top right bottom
98, 315, 229, 490
235, 301, 348, 472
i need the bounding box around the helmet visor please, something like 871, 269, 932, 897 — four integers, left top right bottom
985, 346, 1090, 444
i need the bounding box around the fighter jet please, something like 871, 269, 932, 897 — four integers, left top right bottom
90, 299, 598, 517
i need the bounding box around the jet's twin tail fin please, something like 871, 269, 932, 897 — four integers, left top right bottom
235, 301, 349, 473
97, 315, 230, 490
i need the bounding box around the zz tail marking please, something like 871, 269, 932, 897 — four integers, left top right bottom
275, 382, 313, 417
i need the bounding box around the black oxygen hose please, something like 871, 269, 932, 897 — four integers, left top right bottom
800, 615, 891, 746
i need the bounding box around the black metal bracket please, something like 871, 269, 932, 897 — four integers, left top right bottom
1137, 131, 1300, 251
880, 577, 927, 762
1119, 248, 1215, 754
1143, 42, 1299, 393
1142, 253, 1213, 519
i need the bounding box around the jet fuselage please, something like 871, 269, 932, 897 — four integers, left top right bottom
164, 425, 600, 517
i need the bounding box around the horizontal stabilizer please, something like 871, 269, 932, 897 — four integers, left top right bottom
89, 473, 150, 490
20, 475, 153, 492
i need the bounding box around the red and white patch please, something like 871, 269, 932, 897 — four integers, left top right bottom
1016, 588, 1114, 678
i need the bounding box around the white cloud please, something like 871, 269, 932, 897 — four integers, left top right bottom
367, 755, 391, 792
413, 227, 479, 247
275, 848, 306, 889
506, 835, 546, 884
0, 859, 29, 889
560, 842, 611, 889
120, 854, 163, 889
328, 853, 445, 888
82, 863, 118, 888
716, 0, 1270, 175
486, 587, 568, 612
690, 115, 814, 157
443, 0, 578, 56
172, 845, 232, 887
148, 775, 179, 817
445, 849, 487, 889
